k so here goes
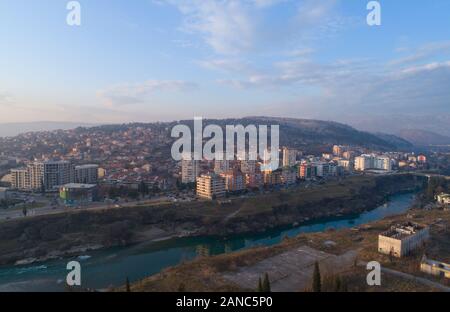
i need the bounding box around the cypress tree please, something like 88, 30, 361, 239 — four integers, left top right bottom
262, 273, 271, 292
312, 261, 321, 292
257, 277, 263, 292
125, 277, 131, 292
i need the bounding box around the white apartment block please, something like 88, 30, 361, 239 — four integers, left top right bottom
10, 168, 30, 189
11, 161, 74, 191
355, 154, 392, 172
196, 174, 226, 200
181, 159, 200, 184
378, 222, 429, 258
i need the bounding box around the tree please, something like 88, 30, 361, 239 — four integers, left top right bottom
22, 206, 28, 217
125, 277, 131, 292
334, 276, 341, 292
257, 277, 263, 292
312, 261, 321, 292
262, 273, 271, 292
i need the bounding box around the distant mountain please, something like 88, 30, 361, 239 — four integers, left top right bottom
0, 121, 96, 137
397, 129, 450, 146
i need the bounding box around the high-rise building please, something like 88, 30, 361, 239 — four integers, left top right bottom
196, 174, 226, 200
181, 155, 200, 184
10, 168, 30, 189
75, 164, 99, 184
282, 147, 297, 167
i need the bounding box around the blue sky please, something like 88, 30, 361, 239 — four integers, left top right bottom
1, 0, 450, 132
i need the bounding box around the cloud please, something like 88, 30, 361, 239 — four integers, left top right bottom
389, 41, 450, 66
97, 80, 198, 107
162, 0, 342, 55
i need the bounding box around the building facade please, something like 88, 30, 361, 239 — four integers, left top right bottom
75, 164, 99, 184
181, 159, 200, 184
196, 174, 226, 200
378, 222, 429, 258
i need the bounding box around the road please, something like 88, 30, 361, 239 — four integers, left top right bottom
0, 196, 174, 222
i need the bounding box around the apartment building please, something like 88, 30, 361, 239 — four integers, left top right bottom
282, 147, 297, 167
10, 168, 30, 189
355, 154, 392, 172
221, 170, 245, 192
181, 159, 200, 184
11, 160, 74, 191
196, 174, 226, 200
75, 164, 99, 184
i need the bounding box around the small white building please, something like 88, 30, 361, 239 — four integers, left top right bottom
378, 222, 429, 258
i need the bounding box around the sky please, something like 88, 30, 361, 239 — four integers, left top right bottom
0, 0, 450, 133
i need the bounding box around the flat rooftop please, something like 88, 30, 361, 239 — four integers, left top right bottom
381, 222, 427, 240
61, 183, 97, 189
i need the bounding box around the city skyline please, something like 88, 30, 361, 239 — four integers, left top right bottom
1, 0, 450, 132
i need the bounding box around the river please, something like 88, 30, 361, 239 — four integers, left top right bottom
0, 192, 416, 292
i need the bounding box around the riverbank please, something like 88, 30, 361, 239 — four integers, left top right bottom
127, 208, 450, 292
0, 174, 426, 267
0, 192, 418, 291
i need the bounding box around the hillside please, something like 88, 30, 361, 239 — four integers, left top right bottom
213, 117, 412, 152
0, 121, 96, 137
398, 129, 450, 146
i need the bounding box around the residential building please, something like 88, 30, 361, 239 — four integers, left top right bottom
282, 147, 297, 167
181, 158, 200, 184
75, 164, 99, 184
263, 170, 282, 186
10, 168, 30, 189
214, 160, 231, 174
378, 222, 429, 258
355, 155, 392, 172
244, 173, 263, 189
299, 163, 315, 180
11, 160, 74, 191
281, 168, 297, 185
221, 170, 245, 192
196, 174, 226, 200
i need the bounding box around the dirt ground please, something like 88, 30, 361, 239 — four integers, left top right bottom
222, 246, 357, 292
